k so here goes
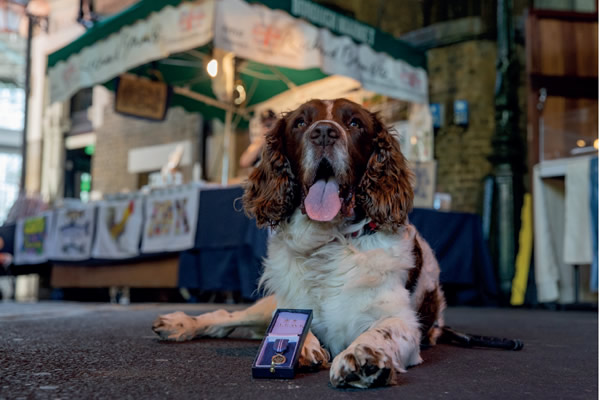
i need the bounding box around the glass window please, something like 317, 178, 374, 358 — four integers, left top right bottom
0, 152, 21, 225
0, 87, 24, 131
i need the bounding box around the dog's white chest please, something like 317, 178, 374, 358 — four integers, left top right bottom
262, 218, 414, 356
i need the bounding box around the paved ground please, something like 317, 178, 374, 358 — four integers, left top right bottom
0, 302, 597, 399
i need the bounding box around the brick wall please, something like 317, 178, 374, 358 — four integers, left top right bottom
314, 0, 423, 36
428, 40, 498, 212
312, 1, 530, 214
91, 106, 201, 195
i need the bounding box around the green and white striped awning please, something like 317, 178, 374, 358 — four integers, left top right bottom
47, 0, 428, 121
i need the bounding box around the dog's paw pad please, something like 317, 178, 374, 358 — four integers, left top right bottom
330, 345, 396, 388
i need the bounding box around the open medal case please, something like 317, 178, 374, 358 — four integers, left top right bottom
252, 309, 313, 379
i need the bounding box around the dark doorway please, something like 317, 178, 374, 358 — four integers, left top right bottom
64, 147, 92, 200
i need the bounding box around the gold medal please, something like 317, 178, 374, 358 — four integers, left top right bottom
269, 338, 289, 372
271, 353, 286, 365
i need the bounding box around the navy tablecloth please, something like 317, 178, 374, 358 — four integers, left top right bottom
0, 223, 15, 255
409, 208, 498, 306
177, 187, 268, 300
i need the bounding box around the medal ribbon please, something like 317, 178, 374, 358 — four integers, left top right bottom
274, 338, 288, 353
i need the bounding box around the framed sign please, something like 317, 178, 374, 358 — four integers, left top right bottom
115, 74, 170, 120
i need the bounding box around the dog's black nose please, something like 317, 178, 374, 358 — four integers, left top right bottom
310, 123, 340, 147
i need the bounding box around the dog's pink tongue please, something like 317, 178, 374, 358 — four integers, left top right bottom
305, 178, 341, 221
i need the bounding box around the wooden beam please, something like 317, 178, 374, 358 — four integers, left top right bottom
51, 257, 180, 288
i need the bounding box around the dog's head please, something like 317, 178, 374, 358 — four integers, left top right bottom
243, 98, 413, 231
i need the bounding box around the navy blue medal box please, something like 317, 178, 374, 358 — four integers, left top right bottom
252, 309, 313, 379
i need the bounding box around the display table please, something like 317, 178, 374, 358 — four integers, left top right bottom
0, 187, 497, 305
48, 187, 268, 300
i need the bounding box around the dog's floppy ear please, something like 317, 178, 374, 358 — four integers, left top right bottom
357, 114, 414, 231
243, 117, 299, 228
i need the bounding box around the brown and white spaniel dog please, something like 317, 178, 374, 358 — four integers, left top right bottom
153, 98, 446, 388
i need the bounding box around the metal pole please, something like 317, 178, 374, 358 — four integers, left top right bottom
490, 0, 523, 304
219, 54, 235, 186
20, 13, 33, 192
221, 108, 233, 185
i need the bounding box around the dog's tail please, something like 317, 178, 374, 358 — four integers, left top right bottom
439, 326, 524, 351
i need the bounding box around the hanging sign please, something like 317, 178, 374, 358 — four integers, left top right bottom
115, 74, 170, 120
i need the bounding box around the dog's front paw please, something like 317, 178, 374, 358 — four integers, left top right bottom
329, 344, 396, 389
298, 333, 330, 369
152, 311, 199, 341
152, 310, 235, 341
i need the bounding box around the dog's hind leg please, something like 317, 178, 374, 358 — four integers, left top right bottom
152, 295, 276, 342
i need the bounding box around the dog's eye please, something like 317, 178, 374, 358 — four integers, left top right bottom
349, 118, 362, 128
295, 118, 306, 129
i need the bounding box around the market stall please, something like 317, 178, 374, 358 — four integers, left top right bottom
36, 0, 463, 301
47, 0, 429, 184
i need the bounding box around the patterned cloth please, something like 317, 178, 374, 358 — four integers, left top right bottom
141, 186, 200, 253
14, 212, 55, 265
50, 204, 95, 261
92, 198, 144, 259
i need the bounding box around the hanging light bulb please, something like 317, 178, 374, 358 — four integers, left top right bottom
207, 59, 218, 78
234, 83, 246, 105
